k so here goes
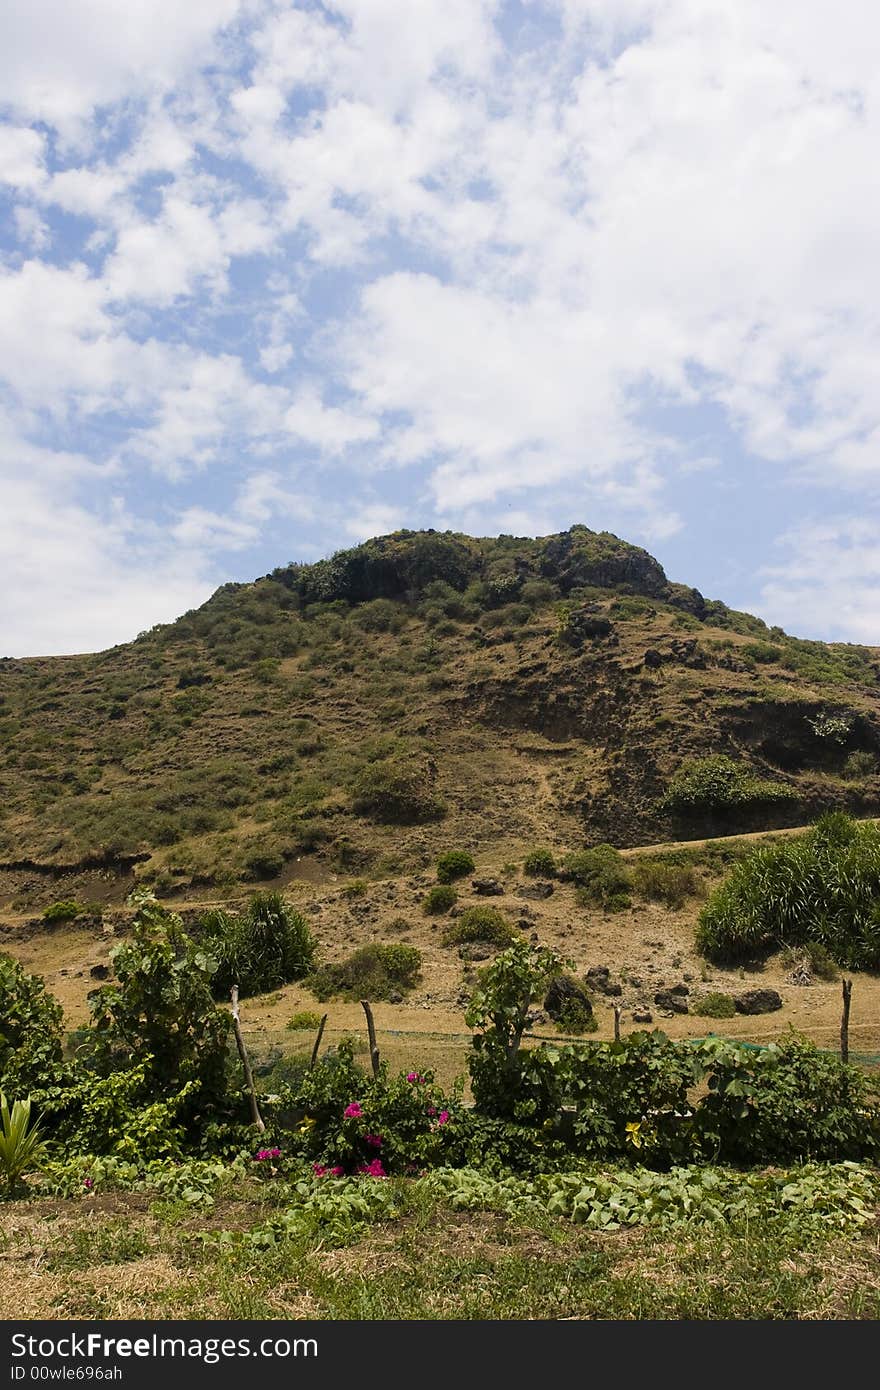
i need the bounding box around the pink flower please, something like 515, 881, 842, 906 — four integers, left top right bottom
365, 1133, 383, 1149
357, 1158, 387, 1178
438, 1110, 449, 1125
407, 1072, 420, 1082
255, 1146, 281, 1161
83, 1177, 94, 1191
427, 1106, 436, 1116
330, 1165, 345, 1177
344, 1102, 363, 1118
313, 1164, 326, 1176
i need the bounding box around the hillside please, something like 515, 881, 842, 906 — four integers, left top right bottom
1, 524, 879, 918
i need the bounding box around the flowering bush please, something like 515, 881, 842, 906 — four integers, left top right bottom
286, 1042, 462, 1175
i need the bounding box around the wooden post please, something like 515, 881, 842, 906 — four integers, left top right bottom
840, 978, 853, 1065
360, 999, 381, 1078
308, 1013, 328, 1070
613, 1006, 622, 1043
230, 985, 265, 1132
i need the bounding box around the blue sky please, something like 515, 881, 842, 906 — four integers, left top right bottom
1, 0, 879, 655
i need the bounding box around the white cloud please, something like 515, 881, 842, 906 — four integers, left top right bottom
1, 0, 244, 133
12, 206, 50, 251
0, 125, 46, 188
761, 517, 880, 643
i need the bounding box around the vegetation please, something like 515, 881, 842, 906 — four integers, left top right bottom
203, 893, 315, 998
351, 758, 445, 824
306, 944, 422, 1002
630, 859, 697, 909
442, 906, 516, 947
561, 845, 632, 911
423, 883, 457, 915
691, 992, 737, 1019
0, 1093, 44, 1196
661, 755, 797, 815
42, 900, 89, 923
697, 812, 880, 967
435, 850, 475, 883
523, 847, 557, 877
287, 1010, 323, 1031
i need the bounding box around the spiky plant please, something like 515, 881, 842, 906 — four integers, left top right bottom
0, 1093, 44, 1198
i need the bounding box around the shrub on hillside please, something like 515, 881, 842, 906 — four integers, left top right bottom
561, 846, 632, 910
436, 850, 475, 883
697, 813, 880, 968
691, 992, 736, 1019
205, 892, 315, 998
442, 907, 516, 947
0, 955, 65, 1097
523, 848, 557, 878
630, 860, 697, 909
306, 944, 422, 1002
423, 884, 457, 915
41, 900, 89, 923
660, 755, 796, 815
351, 759, 445, 824
842, 750, 877, 781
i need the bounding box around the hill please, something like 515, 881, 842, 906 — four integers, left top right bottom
1, 523, 879, 916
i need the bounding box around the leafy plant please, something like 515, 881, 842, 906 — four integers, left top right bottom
561, 846, 632, 910
287, 1011, 323, 1031
523, 848, 557, 878
692, 992, 736, 1019
697, 812, 880, 968
630, 860, 696, 909
442, 906, 516, 946
206, 892, 315, 997
435, 850, 475, 883
42, 900, 89, 923
307, 944, 422, 1002
0, 955, 65, 1097
0, 1093, 44, 1196
88, 896, 232, 1123
660, 755, 796, 814
423, 883, 457, 915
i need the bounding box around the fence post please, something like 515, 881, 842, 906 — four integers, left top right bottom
360, 999, 381, 1078
840, 978, 853, 1065
308, 1013, 328, 1070
230, 984, 265, 1132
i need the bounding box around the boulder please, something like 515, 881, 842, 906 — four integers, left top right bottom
518, 881, 555, 900
472, 878, 504, 896
654, 989, 689, 1014
632, 1009, 653, 1024
734, 988, 783, 1015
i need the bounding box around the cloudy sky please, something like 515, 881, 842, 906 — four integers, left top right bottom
1, 0, 879, 655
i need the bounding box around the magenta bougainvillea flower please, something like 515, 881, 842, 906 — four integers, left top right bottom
83, 1177, 94, 1190
357, 1158, 387, 1178
344, 1101, 363, 1118
438, 1110, 449, 1125
255, 1147, 282, 1161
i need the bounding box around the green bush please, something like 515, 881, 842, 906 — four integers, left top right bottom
206, 893, 315, 998
697, 813, 880, 968
842, 750, 877, 780
287, 1010, 323, 1031
41, 900, 88, 923
351, 759, 445, 824
244, 849, 284, 880
307, 944, 422, 1002
780, 942, 839, 982
561, 846, 632, 910
630, 860, 697, 909
523, 848, 557, 878
443, 907, 516, 947
692, 992, 736, 1019
439, 906, 514, 950
660, 755, 796, 814
0, 955, 65, 1097
88, 898, 231, 1123
0, 1093, 44, 1197
436, 850, 475, 883
423, 883, 457, 915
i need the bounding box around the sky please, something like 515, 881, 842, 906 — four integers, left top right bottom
1, 0, 880, 656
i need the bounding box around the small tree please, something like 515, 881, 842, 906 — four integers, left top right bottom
0, 955, 65, 1096
89, 896, 231, 1119
466, 941, 566, 1115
